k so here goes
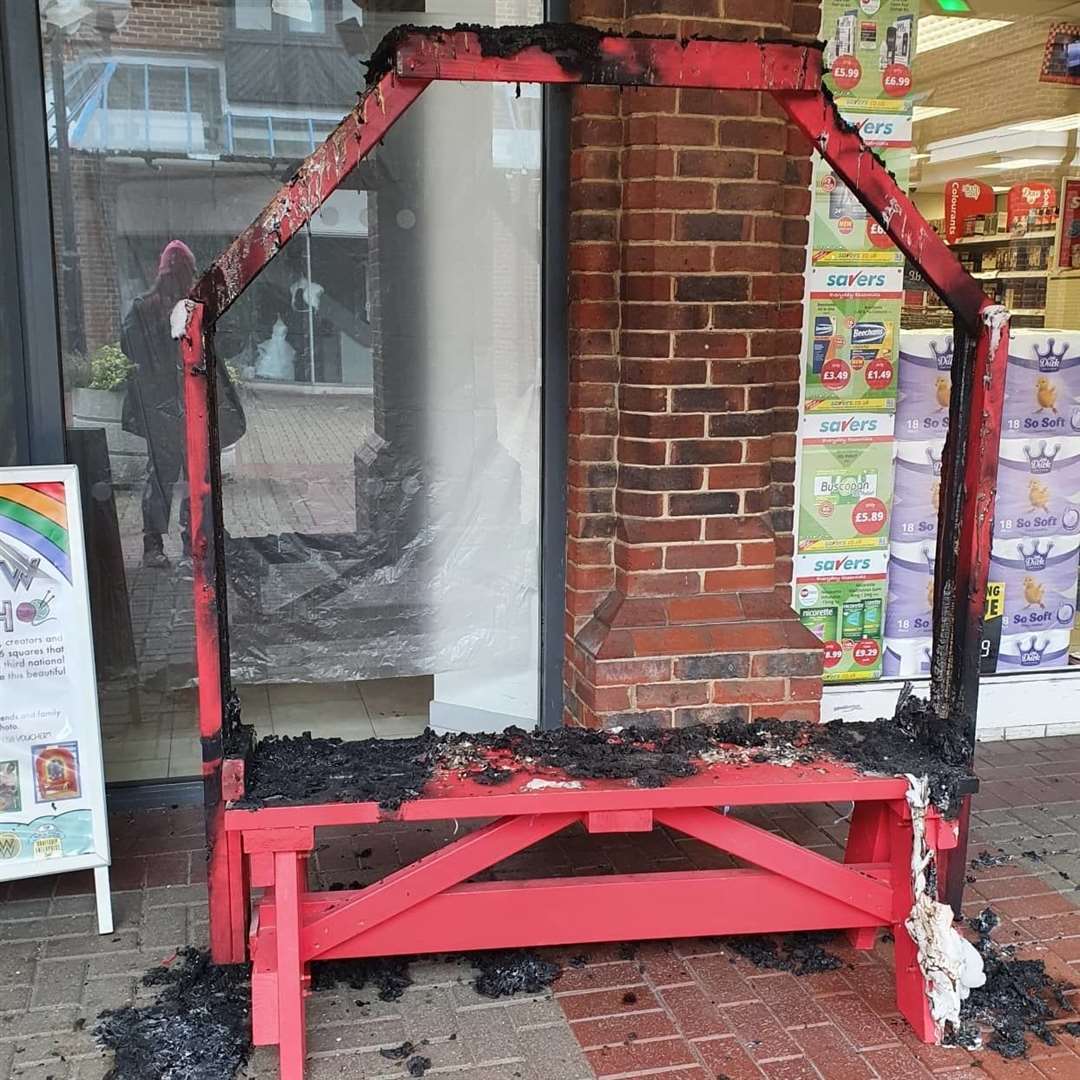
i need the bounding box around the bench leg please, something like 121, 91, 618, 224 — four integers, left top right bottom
275, 850, 308, 1080
890, 808, 939, 1044
843, 802, 891, 949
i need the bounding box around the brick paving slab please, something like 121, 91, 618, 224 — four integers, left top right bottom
8, 744, 1080, 1077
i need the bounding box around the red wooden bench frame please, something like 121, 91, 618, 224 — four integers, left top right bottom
175, 27, 1008, 1079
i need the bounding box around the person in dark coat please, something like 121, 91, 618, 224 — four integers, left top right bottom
120, 240, 197, 568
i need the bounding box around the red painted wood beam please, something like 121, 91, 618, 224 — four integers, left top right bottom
178, 300, 234, 964
656, 806, 894, 920
302, 812, 580, 959
254, 864, 891, 959
775, 91, 988, 331
395, 32, 822, 91
190, 72, 428, 325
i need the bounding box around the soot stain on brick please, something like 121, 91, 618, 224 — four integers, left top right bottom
94, 948, 251, 1080
235, 690, 973, 816
948, 906, 1076, 1058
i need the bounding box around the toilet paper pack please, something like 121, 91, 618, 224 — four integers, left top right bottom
883, 637, 932, 679
896, 330, 953, 442
890, 440, 943, 543
1003, 330, 1080, 438
884, 539, 935, 641
994, 437, 1080, 540
990, 535, 1080, 638
996, 630, 1072, 673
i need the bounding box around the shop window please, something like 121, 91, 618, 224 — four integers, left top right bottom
39, 0, 544, 784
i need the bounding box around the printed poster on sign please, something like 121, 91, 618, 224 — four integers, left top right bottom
804, 268, 903, 412
798, 412, 895, 553
796, 551, 888, 683
811, 116, 912, 266
822, 0, 917, 107
0, 467, 109, 889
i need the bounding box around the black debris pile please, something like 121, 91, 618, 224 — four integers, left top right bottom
239, 730, 435, 810
971, 850, 1011, 870
94, 948, 251, 1080
724, 933, 843, 976
471, 951, 562, 998
406, 1057, 432, 1078
950, 907, 1075, 1058
310, 957, 413, 1001
236, 690, 973, 816
379, 1041, 416, 1061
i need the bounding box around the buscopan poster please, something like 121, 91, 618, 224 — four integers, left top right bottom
811, 115, 912, 266
798, 412, 895, 552
0, 467, 109, 886
821, 0, 918, 109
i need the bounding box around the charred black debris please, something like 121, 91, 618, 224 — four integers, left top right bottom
725, 932, 843, 976
234, 690, 974, 816
94, 948, 251, 1080
470, 950, 562, 998
949, 906, 1076, 1057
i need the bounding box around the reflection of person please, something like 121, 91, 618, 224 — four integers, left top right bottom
121, 240, 196, 568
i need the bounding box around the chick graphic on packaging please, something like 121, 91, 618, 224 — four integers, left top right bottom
935, 376, 950, 411
1029, 478, 1052, 513
1023, 577, 1047, 609
1036, 376, 1059, 415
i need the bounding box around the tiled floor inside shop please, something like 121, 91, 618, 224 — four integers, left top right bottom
100, 676, 432, 782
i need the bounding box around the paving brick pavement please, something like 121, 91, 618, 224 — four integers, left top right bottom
7, 740, 1080, 1077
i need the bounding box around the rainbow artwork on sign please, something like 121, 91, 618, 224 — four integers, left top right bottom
0, 483, 71, 584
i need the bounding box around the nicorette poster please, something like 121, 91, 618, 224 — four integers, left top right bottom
0, 467, 109, 885
822, 0, 918, 107
796, 551, 888, 682
804, 268, 903, 413
812, 117, 912, 266
798, 413, 896, 552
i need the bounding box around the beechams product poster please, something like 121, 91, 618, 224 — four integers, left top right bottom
796, 551, 888, 682
811, 115, 913, 267
798, 413, 895, 552
804, 268, 903, 412
0, 467, 109, 879
822, 0, 918, 109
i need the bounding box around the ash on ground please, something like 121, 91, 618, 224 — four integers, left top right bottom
310, 957, 413, 1001
470, 950, 562, 998
724, 932, 843, 976
949, 907, 1075, 1057
94, 948, 251, 1080
235, 690, 973, 816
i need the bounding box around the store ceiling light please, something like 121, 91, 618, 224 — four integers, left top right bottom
913, 106, 958, 122
1009, 113, 1080, 132
916, 15, 1011, 55
977, 157, 1063, 171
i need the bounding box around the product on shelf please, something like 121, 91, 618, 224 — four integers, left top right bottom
884, 539, 935, 642
994, 437, 1080, 539
990, 535, 1080, 640
891, 441, 943, 543
896, 330, 952, 440
1003, 330, 1080, 437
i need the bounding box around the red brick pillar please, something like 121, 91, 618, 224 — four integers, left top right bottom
564, 0, 825, 729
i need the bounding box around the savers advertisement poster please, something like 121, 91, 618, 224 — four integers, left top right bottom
822, 0, 918, 108
811, 115, 912, 266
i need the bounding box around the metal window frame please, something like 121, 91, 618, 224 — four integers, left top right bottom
176, 27, 1007, 962
0, 0, 67, 466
